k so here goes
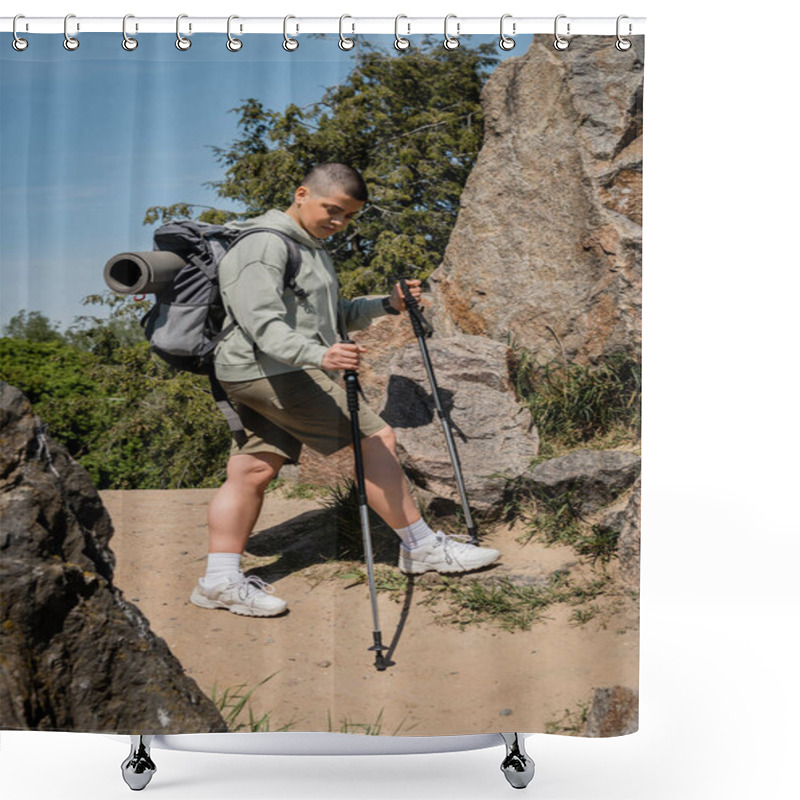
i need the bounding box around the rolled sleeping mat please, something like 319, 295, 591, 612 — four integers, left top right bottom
103, 251, 187, 295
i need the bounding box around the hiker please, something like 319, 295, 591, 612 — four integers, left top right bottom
189, 163, 501, 617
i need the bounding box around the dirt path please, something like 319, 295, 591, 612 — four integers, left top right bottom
103, 488, 638, 736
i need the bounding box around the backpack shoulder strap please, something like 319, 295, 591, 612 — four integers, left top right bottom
208, 369, 245, 436
229, 227, 308, 300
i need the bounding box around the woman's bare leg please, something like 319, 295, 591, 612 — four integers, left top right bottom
359, 426, 421, 528
207, 452, 286, 553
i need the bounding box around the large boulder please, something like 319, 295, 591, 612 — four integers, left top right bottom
596, 476, 641, 587
378, 334, 539, 515
0, 382, 226, 733
528, 449, 640, 516
584, 686, 639, 737
429, 35, 644, 365
296, 313, 539, 518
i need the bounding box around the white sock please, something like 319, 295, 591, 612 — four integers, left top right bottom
201, 553, 243, 588
394, 517, 438, 551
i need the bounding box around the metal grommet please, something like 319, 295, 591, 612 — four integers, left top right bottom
339, 15, 355, 50
616, 14, 632, 51
553, 14, 570, 50
443, 14, 460, 51
283, 15, 299, 51
394, 15, 410, 51
499, 14, 516, 51
176, 14, 192, 51
63, 13, 79, 51
122, 14, 138, 51
12, 15, 29, 51
227, 15, 243, 51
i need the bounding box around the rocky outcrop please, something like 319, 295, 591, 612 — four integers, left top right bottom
0, 382, 226, 733
527, 450, 640, 516
597, 476, 641, 587
617, 478, 641, 586
290, 38, 645, 524
379, 333, 539, 515
429, 35, 643, 365
584, 686, 639, 737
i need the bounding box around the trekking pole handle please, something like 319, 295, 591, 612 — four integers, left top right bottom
344, 371, 359, 414
398, 277, 429, 338
342, 340, 361, 415
398, 277, 419, 310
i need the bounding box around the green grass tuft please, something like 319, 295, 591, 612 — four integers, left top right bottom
322, 480, 397, 562
545, 702, 590, 735
211, 675, 295, 732
575, 524, 621, 564
419, 572, 612, 632
283, 482, 330, 500
509, 344, 641, 447
327, 708, 418, 736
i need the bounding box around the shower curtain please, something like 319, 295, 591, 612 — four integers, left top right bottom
0, 29, 643, 740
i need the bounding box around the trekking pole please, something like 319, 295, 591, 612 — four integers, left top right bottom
342, 339, 389, 672
398, 278, 479, 545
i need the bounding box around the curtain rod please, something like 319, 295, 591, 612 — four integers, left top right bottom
1, 16, 646, 37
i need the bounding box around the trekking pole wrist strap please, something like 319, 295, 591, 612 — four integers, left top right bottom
398, 278, 433, 338
382, 296, 401, 315
342, 338, 367, 404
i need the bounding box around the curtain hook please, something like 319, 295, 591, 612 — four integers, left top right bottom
394, 15, 411, 51
553, 14, 570, 50
122, 14, 138, 51
499, 14, 516, 51
12, 15, 29, 51
443, 14, 460, 50
176, 14, 192, 50
227, 15, 243, 51
339, 15, 355, 51
63, 13, 80, 51
283, 15, 299, 51
616, 14, 632, 51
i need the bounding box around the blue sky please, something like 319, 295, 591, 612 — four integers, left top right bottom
0, 33, 530, 332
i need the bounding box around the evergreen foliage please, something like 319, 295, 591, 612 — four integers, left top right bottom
144, 39, 497, 297
1, 297, 229, 490
510, 346, 642, 446
3, 310, 65, 343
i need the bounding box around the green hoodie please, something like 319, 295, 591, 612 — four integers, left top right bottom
214, 209, 387, 381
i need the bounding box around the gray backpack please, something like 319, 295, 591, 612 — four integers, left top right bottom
140, 219, 307, 434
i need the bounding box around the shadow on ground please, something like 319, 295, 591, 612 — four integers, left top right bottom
245, 505, 401, 582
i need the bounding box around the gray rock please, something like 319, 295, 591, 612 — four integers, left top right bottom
584, 686, 639, 737
528, 450, 640, 515
0, 382, 226, 733
429, 35, 643, 366
616, 478, 641, 586
596, 476, 641, 587
376, 335, 539, 515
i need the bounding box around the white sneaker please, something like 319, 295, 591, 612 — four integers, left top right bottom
190, 574, 287, 617
398, 532, 501, 575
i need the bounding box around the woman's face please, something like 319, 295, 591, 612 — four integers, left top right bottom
292, 187, 364, 239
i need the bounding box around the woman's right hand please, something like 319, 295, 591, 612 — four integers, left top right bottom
321, 342, 367, 371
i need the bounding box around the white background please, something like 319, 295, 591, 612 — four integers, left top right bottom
3, 1, 799, 798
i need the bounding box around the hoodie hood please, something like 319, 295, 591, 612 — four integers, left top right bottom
230, 208, 322, 249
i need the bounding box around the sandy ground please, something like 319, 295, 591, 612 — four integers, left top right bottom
102, 488, 638, 736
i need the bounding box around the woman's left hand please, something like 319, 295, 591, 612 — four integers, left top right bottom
389, 279, 423, 313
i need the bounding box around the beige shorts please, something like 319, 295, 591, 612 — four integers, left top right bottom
219, 368, 388, 464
